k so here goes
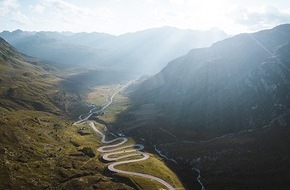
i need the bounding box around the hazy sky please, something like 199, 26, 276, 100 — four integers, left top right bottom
1, 0, 290, 35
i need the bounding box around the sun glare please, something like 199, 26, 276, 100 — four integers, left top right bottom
178, 0, 233, 31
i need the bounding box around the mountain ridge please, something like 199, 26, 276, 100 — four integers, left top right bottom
0, 27, 228, 75
107, 24, 290, 189
129, 24, 290, 134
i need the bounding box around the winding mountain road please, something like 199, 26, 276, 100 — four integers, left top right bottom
74, 81, 176, 190
73, 82, 131, 125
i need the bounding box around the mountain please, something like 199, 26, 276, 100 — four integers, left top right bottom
0, 29, 35, 42
0, 28, 228, 76
130, 24, 290, 134
0, 36, 64, 113
0, 37, 137, 190
65, 32, 116, 48
112, 24, 290, 189
98, 27, 228, 75
0, 30, 106, 68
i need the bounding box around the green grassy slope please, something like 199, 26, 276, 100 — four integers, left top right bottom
0, 38, 134, 190
0, 37, 62, 113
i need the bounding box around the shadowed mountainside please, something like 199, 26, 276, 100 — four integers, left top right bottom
130, 24, 290, 134
109, 24, 290, 189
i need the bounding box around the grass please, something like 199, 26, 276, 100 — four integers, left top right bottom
0, 39, 136, 189
87, 85, 114, 106
0, 49, 62, 113
0, 39, 183, 189
101, 93, 131, 123
116, 154, 185, 190
0, 110, 134, 190
86, 84, 186, 190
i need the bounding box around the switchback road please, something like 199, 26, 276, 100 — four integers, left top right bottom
74, 81, 176, 190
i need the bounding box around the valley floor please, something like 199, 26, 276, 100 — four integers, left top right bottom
93, 83, 290, 190
83, 83, 185, 190
2, 80, 289, 190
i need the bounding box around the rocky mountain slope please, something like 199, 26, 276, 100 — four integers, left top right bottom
109, 24, 290, 189
131, 24, 290, 134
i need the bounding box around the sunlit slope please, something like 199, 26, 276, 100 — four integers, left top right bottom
131, 24, 290, 133
0, 38, 136, 190
0, 37, 63, 113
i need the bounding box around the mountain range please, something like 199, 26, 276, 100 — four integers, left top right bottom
0, 27, 227, 75
1, 23, 290, 189
130, 24, 290, 134
97, 27, 228, 75
0, 30, 106, 68
112, 24, 290, 189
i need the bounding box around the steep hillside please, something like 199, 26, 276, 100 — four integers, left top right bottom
110, 24, 290, 190
0, 37, 63, 113
0, 38, 137, 190
130, 24, 290, 134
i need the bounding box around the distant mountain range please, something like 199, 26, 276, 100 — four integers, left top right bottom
97, 27, 228, 75
0, 30, 106, 69
0, 27, 228, 75
130, 24, 290, 134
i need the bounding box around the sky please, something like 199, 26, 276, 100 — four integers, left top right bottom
0, 0, 290, 35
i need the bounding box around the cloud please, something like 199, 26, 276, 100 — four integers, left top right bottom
0, 0, 30, 26
2, 0, 289, 34
231, 6, 290, 30
38, 0, 113, 23
30, 4, 45, 13
0, 0, 19, 16
9, 10, 30, 25
170, 0, 185, 5
23, 0, 114, 32
41, 0, 98, 17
